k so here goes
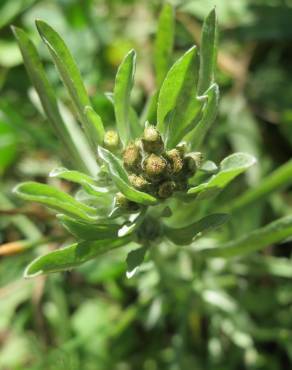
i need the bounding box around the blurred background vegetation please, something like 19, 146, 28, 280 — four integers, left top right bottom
1, 0, 292, 369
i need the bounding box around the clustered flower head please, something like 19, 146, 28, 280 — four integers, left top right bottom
104, 124, 203, 209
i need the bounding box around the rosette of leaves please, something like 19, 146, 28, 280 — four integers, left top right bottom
12, 6, 256, 278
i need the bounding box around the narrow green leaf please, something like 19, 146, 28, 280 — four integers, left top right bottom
35, 20, 96, 152
113, 49, 136, 144
24, 235, 133, 277
157, 47, 199, 140
188, 153, 256, 198
164, 213, 229, 245
198, 8, 218, 95
14, 182, 97, 221
198, 216, 292, 258
226, 160, 292, 213
58, 214, 120, 240
126, 246, 147, 278
12, 26, 94, 174
50, 167, 96, 186
154, 3, 175, 87
98, 147, 157, 205
84, 106, 105, 146
188, 83, 219, 149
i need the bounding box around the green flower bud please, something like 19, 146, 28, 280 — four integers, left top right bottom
103, 130, 120, 151
144, 154, 167, 178
158, 181, 176, 199
115, 192, 139, 212
184, 152, 203, 176
142, 125, 164, 154
123, 142, 142, 172
166, 149, 184, 174
128, 174, 149, 190
176, 143, 187, 157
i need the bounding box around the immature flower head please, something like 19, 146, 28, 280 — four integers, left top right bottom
184, 152, 203, 176
128, 174, 149, 190
103, 130, 120, 151
123, 142, 142, 172
158, 181, 176, 199
166, 149, 184, 174
142, 125, 164, 154
115, 192, 139, 212
144, 154, 167, 178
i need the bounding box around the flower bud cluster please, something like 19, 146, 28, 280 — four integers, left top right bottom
121, 125, 203, 201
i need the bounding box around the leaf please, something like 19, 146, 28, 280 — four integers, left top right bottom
24, 235, 133, 277
164, 213, 229, 245
84, 106, 105, 146
188, 83, 219, 149
12, 26, 95, 175
14, 182, 97, 221
35, 20, 96, 152
50, 167, 96, 186
188, 153, 256, 198
98, 147, 157, 205
126, 246, 147, 278
198, 8, 218, 95
113, 49, 136, 144
198, 215, 292, 258
226, 159, 292, 213
157, 46, 201, 145
58, 214, 120, 240
154, 3, 175, 87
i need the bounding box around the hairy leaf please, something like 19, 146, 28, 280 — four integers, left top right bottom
35, 20, 96, 152
14, 182, 97, 221
58, 214, 120, 240
154, 3, 175, 87
198, 8, 218, 95
164, 213, 229, 245
113, 49, 136, 144
188, 153, 256, 198
24, 235, 133, 277
198, 216, 292, 258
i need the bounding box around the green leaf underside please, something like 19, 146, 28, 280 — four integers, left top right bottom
98, 147, 157, 205
126, 246, 147, 278
188, 153, 256, 198
165, 213, 229, 245
114, 49, 136, 144
50, 167, 96, 186
12, 26, 94, 174
84, 106, 105, 146
154, 3, 175, 87
24, 235, 133, 277
58, 214, 120, 240
188, 83, 219, 149
14, 182, 97, 221
198, 8, 218, 95
35, 20, 97, 152
198, 215, 292, 258
157, 47, 200, 144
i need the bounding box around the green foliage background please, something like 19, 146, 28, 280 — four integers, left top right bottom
1, 0, 292, 369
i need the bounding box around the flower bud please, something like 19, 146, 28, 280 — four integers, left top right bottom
128, 174, 148, 191
166, 149, 184, 174
115, 192, 139, 212
184, 152, 203, 176
144, 154, 167, 178
158, 181, 176, 199
103, 130, 120, 151
123, 142, 142, 172
142, 125, 164, 154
